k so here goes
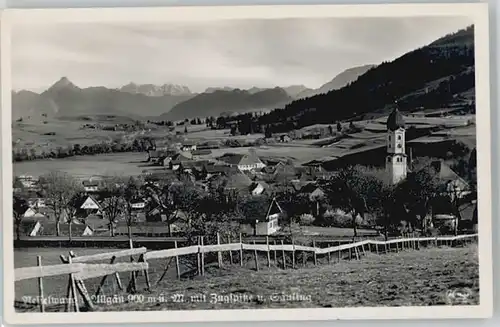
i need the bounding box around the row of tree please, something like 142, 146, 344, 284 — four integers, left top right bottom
12, 137, 156, 162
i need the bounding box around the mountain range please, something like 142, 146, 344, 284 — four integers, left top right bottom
12, 64, 373, 121
119, 82, 192, 96
258, 25, 475, 131
12, 24, 473, 125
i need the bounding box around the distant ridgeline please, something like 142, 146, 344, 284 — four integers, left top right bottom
258, 25, 475, 133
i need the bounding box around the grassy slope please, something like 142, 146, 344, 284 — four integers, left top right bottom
91, 245, 478, 311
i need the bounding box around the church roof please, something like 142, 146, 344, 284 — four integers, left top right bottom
386, 108, 405, 131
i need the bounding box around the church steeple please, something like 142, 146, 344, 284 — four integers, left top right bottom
386, 104, 407, 184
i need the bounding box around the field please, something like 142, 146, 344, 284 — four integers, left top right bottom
13, 145, 334, 180
14, 245, 479, 311
13, 152, 147, 179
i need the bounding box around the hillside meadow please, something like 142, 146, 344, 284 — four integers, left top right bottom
15, 245, 478, 312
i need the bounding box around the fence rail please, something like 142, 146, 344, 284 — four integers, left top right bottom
15, 233, 478, 313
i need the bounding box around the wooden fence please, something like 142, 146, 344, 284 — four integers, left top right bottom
15, 233, 478, 312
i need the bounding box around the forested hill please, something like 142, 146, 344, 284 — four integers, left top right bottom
258, 25, 474, 131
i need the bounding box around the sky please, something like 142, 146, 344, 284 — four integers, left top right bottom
11, 16, 472, 93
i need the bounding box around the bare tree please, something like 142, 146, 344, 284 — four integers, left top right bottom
40, 171, 82, 237
100, 176, 127, 237
123, 177, 144, 239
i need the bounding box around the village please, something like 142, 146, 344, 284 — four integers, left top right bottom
12, 107, 478, 245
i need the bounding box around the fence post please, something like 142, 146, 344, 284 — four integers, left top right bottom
60, 253, 94, 311
156, 258, 173, 285
273, 240, 277, 264
361, 242, 366, 256
239, 233, 244, 267
354, 246, 360, 260
266, 236, 271, 268
197, 236, 201, 276
139, 253, 151, 291
292, 238, 296, 269
67, 256, 79, 312
281, 240, 286, 270
201, 236, 205, 276
228, 235, 233, 265
174, 240, 181, 279
36, 256, 45, 313
96, 255, 116, 296
327, 243, 331, 264
217, 232, 223, 268
375, 243, 379, 254
302, 250, 306, 267
313, 240, 317, 265
253, 240, 259, 271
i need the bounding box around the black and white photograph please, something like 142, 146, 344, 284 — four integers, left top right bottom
1, 3, 493, 324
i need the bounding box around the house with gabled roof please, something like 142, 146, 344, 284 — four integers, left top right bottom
14, 219, 43, 237
181, 140, 197, 152
82, 178, 102, 193
240, 197, 284, 236
71, 194, 103, 218
218, 149, 266, 172
249, 181, 269, 196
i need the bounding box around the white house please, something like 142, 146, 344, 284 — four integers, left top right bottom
249, 181, 268, 196
218, 149, 266, 172
18, 175, 38, 189
256, 198, 283, 235
240, 197, 283, 236
181, 141, 197, 152
82, 179, 100, 193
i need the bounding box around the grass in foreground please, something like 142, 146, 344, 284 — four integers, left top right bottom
90, 245, 479, 311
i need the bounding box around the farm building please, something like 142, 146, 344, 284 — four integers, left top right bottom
21, 207, 45, 219
181, 140, 197, 152
147, 150, 167, 165
17, 175, 38, 189
27, 197, 46, 209
82, 179, 101, 193
14, 219, 43, 237
218, 149, 266, 172
249, 181, 269, 196
168, 152, 193, 170
417, 160, 470, 199
240, 197, 283, 236
71, 194, 103, 219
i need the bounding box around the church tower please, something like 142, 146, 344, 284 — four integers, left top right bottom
386, 106, 407, 185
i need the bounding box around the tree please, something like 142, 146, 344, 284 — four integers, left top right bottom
100, 177, 127, 237
184, 126, 188, 134
325, 166, 385, 237
238, 195, 271, 236
119, 176, 146, 239
394, 168, 441, 234
337, 122, 342, 132
40, 172, 82, 237
328, 125, 333, 135
13, 195, 30, 240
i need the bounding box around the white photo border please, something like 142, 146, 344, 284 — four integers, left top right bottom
0, 2, 492, 324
